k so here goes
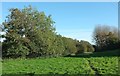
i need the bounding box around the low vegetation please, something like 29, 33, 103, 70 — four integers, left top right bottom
87, 57, 119, 74
2, 57, 119, 75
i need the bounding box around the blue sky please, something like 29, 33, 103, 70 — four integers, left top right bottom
0, 2, 118, 44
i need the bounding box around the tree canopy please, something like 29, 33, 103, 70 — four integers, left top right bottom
92, 25, 119, 51
2, 6, 60, 58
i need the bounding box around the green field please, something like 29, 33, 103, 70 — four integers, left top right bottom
2, 57, 119, 75
2, 50, 120, 75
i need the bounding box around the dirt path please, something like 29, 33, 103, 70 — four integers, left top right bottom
87, 60, 101, 76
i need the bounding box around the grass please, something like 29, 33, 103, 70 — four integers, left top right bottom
72, 49, 120, 57
2, 49, 120, 75
2, 57, 95, 75
87, 57, 119, 74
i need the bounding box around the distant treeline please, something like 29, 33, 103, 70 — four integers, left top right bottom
0, 6, 120, 58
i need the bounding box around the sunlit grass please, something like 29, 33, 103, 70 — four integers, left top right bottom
2, 56, 119, 75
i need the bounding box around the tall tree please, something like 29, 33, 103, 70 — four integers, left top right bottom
92, 25, 119, 51
2, 6, 58, 58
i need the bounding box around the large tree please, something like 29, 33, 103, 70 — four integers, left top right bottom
92, 25, 119, 51
2, 6, 59, 58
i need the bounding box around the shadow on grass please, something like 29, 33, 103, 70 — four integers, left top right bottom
65, 49, 120, 58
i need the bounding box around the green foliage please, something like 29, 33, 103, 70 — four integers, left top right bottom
3, 6, 85, 58
76, 40, 95, 54
2, 6, 61, 58
53, 35, 66, 57
62, 37, 77, 56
